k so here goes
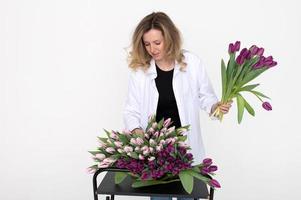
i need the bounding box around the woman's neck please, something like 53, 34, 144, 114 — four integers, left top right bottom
155, 59, 174, 71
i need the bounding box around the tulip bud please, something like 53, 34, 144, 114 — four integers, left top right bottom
163, 118, 172, 128
249, 45, 259, 56
210, 179, 221, 188
114, 141, 122, 148
138, 154, 145, 160
257, 48, 264, 56
124, 145, 133, 153
105, 147, 115, 154
95, 153, 106, 160
228, 43, 235, 54
203, 158, 213, 166
262, 102, 272, 111
149, 139, 156, 146
234, 41, 241, 52
148, 156, 155, 161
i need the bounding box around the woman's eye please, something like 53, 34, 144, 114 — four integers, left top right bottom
155, 43, 161, 45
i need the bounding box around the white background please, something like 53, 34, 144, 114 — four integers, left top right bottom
1, 0, 300, 200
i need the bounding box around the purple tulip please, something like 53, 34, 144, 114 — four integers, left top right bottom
269, 61, 277, 67
257, 47, 264, 56
209, 165, 218, 172
201, 167, 210, 174
234, 41, 241, 51
203, 158, 213, 166
228, 43, 235, 54
209, 179, 221, 188
253, 56, 266, 69
265, 56, 273, 62
236, 55, 245, 65
245, 50, 252, 60
262, 102, 272, 111
249, 45, 259, 56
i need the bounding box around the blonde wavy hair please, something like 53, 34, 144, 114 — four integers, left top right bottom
128, 12, 187, 71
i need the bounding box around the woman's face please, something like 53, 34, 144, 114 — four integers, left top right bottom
142, 29, 166, 62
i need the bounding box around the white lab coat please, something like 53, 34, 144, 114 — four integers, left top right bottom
123, 50, 218, 164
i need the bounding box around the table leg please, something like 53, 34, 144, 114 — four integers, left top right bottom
209, 187, 214, 200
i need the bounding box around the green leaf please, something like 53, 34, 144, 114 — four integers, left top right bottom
179, 170, 194, 194
115, 172, 128, 184
157, 118, 164, 130
97, 137, 108, 143
250, 90, 270, 99
118, 134, 128, 144
188, 170, 211, 183
177, 135, 187, 142
128, 152, 139, 159
192, 166, 201, 173
236, 94, 245, 124
221, 59, 227, 100
88, 150, 101, 156
239, 84, 260, 92
226, 54, 236, 81
243, 97, 255, 116
103, 129, 111, 138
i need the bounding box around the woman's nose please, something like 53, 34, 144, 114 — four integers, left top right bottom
150, 45, 156, 53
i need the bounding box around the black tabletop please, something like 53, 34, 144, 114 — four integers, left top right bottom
97, 172, 209, 198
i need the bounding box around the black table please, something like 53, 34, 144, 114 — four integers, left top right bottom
93, 168, 214, 200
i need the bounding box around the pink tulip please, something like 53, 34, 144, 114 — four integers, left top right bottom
86, 167, 96, 174
149, 139, 156, 146
124, 146, 133, 153
98, 162, 110, 168
148, 127, 154, 134
98, 140, 107, 148
166, 126, 175, 136
156, 144, 163, 151
148, 156, 155, 161
110, 131, 118, 140
153, 131, 160, 137
105, 147, 115, 154
95, 153, 106, 160
114, 141, 123, 148
139, 154, 145, 160
178, 141, 189, 148
152, 122, 158, 129
136, 137, 144, 145
163, 118, 172, 128
130, 138, 138, 145
117, 148, 124, 153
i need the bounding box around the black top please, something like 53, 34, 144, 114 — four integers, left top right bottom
155, 64, 182, 128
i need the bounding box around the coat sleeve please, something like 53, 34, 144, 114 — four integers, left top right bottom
195, 58, 219, 114
123, 70, 142, 131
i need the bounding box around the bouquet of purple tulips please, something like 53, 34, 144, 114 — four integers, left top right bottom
212, 41, 277, 123
87, 116, 220, 193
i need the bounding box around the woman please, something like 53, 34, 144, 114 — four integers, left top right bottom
123, 12, 231, 200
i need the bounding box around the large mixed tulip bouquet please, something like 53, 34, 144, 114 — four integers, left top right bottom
87, 116, 220, 193
212, 41, 277, 123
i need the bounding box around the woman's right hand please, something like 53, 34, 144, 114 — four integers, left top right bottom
132, 128, 144, 136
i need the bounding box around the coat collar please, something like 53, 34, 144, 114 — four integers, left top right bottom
146, 59, 181, 79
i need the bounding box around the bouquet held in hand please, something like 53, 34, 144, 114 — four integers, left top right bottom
212, 41, 277, 123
